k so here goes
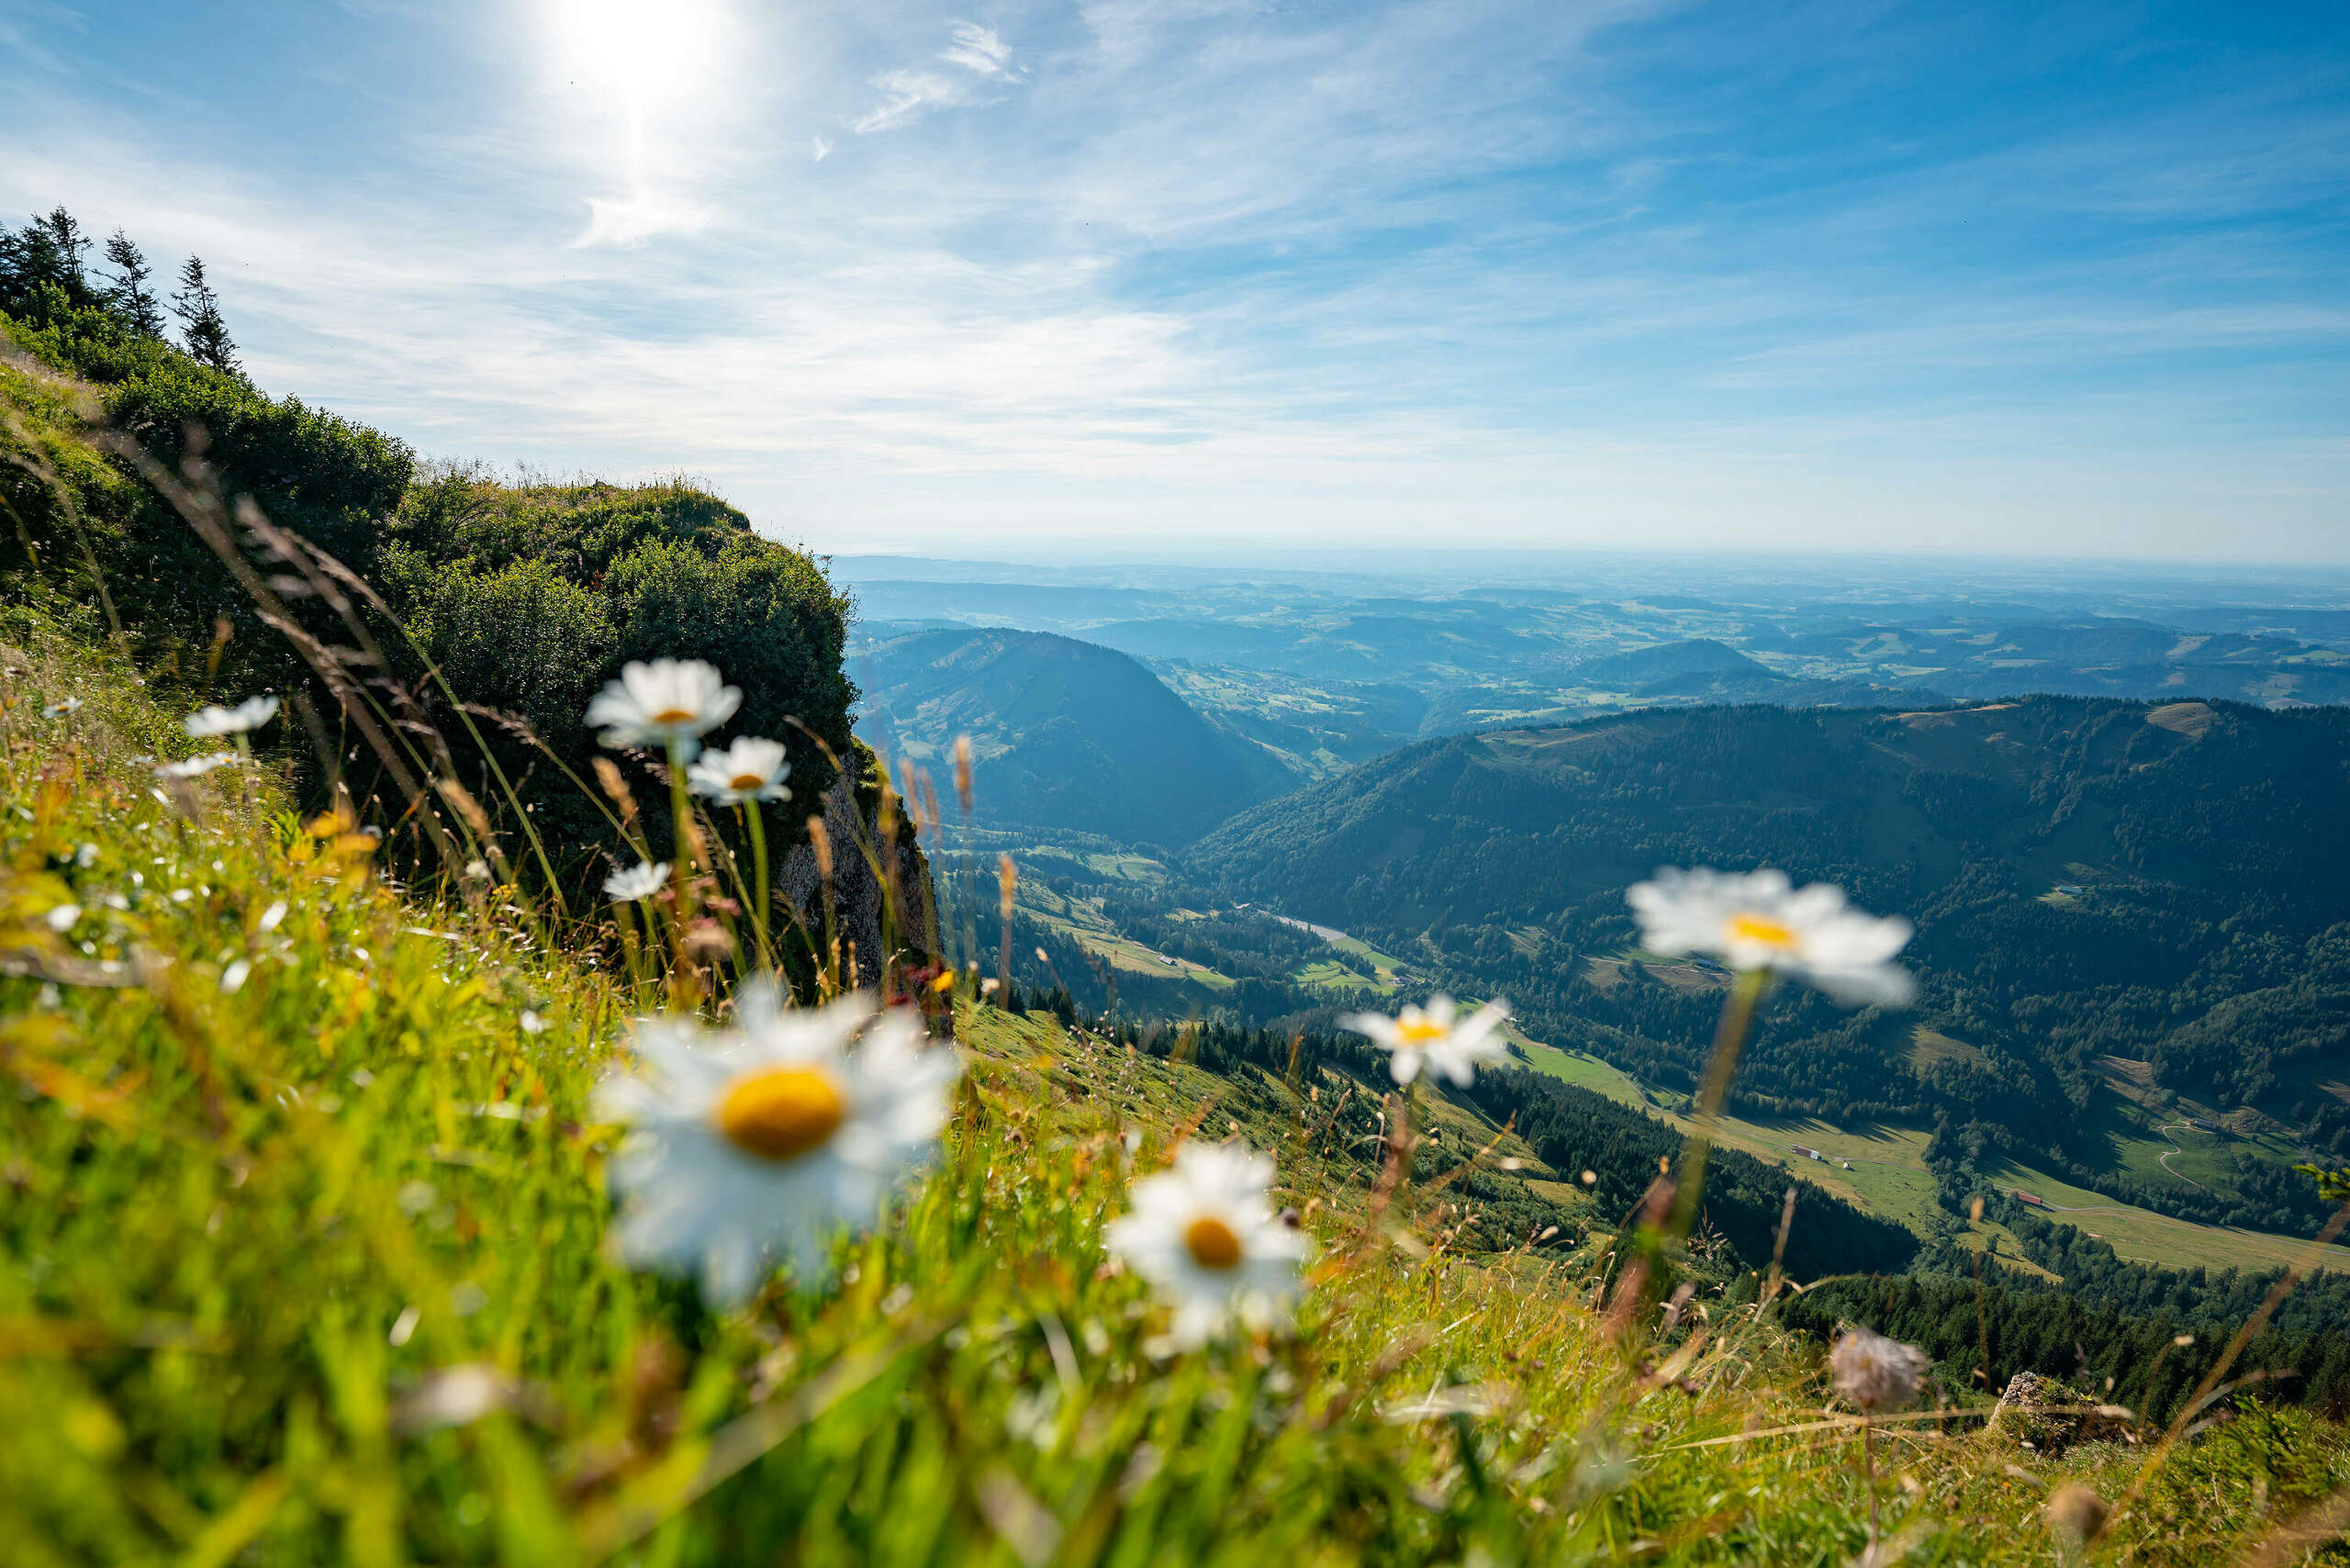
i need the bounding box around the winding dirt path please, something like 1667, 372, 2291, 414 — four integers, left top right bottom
2153, 1120, 2213, 1193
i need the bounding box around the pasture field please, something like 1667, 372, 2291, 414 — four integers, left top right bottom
1509, 1029, 2350, 1279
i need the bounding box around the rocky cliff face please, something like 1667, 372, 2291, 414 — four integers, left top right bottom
778, 767, 945, 1025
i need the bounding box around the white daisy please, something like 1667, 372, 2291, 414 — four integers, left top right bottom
688, 736, 793, 806
595, 987, 961, 1305
185, 695, 279, 737
1627, 867, 1914, 1007
1105, 1142, 1310, 1348
603, 860, 670, 902
156, 752, 241, 779
1339, 994, 1511, 1086
43, 698, 83, 718
586, 659, 740, 758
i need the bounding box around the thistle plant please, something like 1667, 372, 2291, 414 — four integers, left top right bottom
1831, 1324, 1930, 1561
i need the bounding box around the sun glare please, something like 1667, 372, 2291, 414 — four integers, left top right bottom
548, 0, 722, 107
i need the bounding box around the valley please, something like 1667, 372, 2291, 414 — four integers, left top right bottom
13, 0, 2350, 1543
857, 574, 2350, 1297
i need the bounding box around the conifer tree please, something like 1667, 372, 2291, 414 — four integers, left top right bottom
0, 207, 99, 314
101, 230, 165, 337
35, 207, 96, 307
171, 253, 241, 374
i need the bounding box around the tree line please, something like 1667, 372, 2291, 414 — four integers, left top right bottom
1, 206, 239, 372
1784, 1251, 2350, 1424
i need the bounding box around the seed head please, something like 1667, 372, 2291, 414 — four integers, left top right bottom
2044, 1483, 2109, 1550
1830, 1325, 1930, 1413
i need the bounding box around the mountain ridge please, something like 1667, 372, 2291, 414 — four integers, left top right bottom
854, 625, 1292, 844
1190, 694, 2350, 1238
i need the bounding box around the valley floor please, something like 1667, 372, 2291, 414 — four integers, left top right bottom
1508, 1029, 2350, 1279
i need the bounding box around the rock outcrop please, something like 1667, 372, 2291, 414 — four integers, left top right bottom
778, 766, 944, 1015
1986, 1372, 2132, 1452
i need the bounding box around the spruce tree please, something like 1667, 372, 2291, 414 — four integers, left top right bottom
35, 207, 96, 307
0, 207, 98, 314
171, 254, 241, 374
101, 230, 165, 337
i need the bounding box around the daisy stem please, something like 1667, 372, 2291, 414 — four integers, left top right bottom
664, 742, 697, 993
1862, 1417, 1880, 1562
231, 733, 252, 821
1664, 966, 1767, 1242
1402, 1077, 1421, 1189
612, 898, 648, 1004
744, 801, 772, 976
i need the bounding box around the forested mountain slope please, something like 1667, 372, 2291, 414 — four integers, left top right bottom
854, 627, 1292, 843
1193, 698, 2350, 1230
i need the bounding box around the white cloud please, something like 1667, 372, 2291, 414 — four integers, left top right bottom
853, 18, 1024, 134
852, 69, 970, 135
941, 22, 1017, 79
3, 0, 2345, 562
577, 189, 711, 248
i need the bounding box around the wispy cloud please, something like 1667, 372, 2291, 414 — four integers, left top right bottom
852, 70, 969, 135
853, 18, 1024, 134
940, 22, 1018, 79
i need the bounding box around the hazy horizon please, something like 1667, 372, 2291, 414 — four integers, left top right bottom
825, 543, 2350, 586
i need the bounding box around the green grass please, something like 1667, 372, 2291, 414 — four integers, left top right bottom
1292, 958, 1377, 991
1510, 1031, 1671, 1111
5, 628, 2347, 1564
1013, 885, 1238, 991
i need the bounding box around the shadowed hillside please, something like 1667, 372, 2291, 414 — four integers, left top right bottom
855, 626, 1292, 843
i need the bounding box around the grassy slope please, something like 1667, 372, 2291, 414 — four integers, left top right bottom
1015, 882, 1239, 992
3, 624, 2344, 1563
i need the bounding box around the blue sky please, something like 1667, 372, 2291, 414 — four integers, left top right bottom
3, 0, 2346, 560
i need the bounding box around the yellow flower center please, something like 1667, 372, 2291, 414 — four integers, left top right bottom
1395, 1017, 1449, 1045
651, 707, 698, 725
729, 772, 766, 791
1725, 912, 1797, 951
1184, 1214, 1245, 1271
714, 1066, 845, 1162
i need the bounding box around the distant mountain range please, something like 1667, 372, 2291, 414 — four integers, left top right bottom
852, 627, 1291, 844
842, 560, 2350, 768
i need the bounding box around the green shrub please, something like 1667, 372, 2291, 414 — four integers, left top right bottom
3, 310, 858, 888
377, 476, 856, 867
